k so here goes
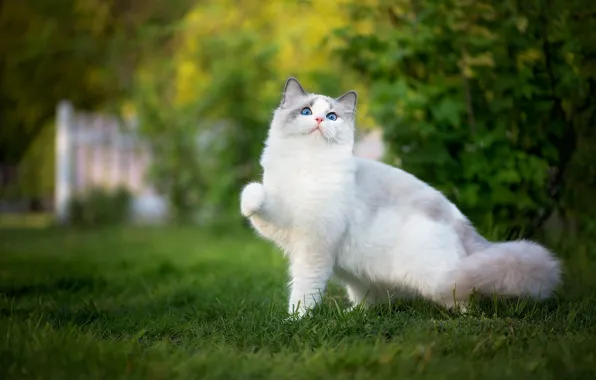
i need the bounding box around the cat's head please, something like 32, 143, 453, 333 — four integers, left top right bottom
269, 77, 357, 146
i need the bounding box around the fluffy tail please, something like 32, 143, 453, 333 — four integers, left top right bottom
443, 240, 562, 302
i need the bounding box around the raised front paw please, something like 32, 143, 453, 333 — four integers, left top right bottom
240, 182, 266, 217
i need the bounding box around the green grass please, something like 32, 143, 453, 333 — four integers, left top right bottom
0, 213, 52, 229
0, 226, 595, 379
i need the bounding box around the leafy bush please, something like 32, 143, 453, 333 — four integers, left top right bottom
132, 34, 276, 225
68, 187, 132, 226
334, 0, 595, 238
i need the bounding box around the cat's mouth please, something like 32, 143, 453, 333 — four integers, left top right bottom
308, 126, 323, 135
306, 126, 338, 144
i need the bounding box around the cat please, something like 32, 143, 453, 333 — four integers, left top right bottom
240, 77, 562, 317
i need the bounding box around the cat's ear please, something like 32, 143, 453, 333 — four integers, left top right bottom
336, 91, 358, 111
281, 77, 307, 107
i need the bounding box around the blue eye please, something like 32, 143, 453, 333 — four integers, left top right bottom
300, 107, 312, 116
326, 112, 337, 121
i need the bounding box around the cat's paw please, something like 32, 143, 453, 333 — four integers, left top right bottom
284, 312, 303, 323
240, 182, 266, 217
286, 306, 310, 321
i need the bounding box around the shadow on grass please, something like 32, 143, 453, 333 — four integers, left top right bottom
0, 275, 109, 298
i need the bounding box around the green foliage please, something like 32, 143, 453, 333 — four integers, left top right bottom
134, 34, 276, 224
0, 227, 595, 379
132, 87, 207, 224
67, 187, 132, 226
0, 0, 194, 164
13, 121, 55, 199
335, 0, 596, 237
4, 0, 593, 236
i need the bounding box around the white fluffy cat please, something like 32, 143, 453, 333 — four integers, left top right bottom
240, 77, 562, 317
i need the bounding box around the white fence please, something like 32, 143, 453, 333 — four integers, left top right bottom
54, 101, 167, 224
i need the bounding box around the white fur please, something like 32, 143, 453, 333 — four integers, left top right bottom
240, 78, 562, 317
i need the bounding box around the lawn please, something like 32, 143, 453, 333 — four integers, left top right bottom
0, 226, 595, 379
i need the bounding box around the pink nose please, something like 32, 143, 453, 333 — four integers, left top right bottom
315, 116, 324, 124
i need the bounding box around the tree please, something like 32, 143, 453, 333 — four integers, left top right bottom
0, 0, 192, 165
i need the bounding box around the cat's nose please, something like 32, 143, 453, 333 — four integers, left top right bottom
315, 116, 324, 124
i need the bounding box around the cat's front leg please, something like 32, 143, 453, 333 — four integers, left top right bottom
240, 182, 283, 239
240, 182, 266, 218
287, 253, 333, 318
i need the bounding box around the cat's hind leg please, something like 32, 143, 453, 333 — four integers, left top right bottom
431, 281, 471, 313
344, 283, 395, 311
345, 283, 374, 311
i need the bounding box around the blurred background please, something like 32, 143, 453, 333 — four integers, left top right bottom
1, 0, 594, 244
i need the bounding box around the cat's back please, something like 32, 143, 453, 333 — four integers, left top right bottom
353, 157, 460, 220
354, 157, 432, 201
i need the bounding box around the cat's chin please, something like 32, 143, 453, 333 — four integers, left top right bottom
306, 134, 335, 144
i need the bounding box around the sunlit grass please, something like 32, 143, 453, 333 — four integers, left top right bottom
0, 213, 53, 229
0, 226, 595, 379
